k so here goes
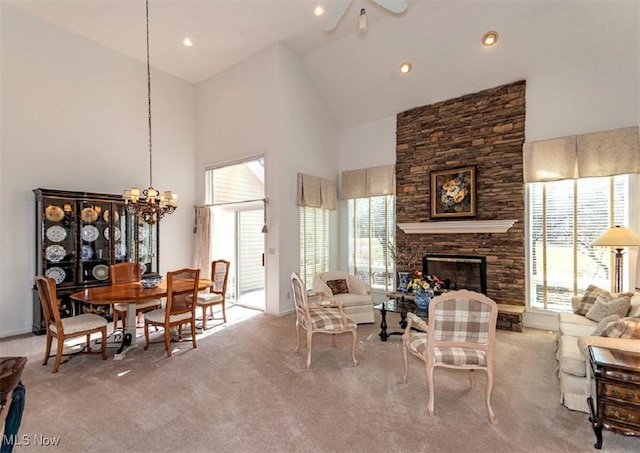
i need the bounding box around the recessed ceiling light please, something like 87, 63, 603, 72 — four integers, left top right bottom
481, 31, 499, 47
314, 6, 325, 16
182, 38, 194, 47
399, 62, 413, 75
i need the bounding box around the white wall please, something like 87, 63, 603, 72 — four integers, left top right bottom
195, 43, 338, 316
0, 5, 196, 337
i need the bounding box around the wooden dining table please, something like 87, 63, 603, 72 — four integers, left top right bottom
71, 278, 212, 360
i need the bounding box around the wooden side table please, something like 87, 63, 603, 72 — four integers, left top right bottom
587, 346, 640, 449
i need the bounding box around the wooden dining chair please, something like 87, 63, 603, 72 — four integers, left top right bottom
186, 259, 230, 329
35, 276, 108, 373
111, 262, 161, 331
143, 268, 200, 357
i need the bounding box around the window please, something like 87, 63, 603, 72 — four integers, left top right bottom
299, 206, 329, 290
528, 175, 630, 311
347, 195, 395, 291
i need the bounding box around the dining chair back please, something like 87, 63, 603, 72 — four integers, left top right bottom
290, 272, 358, 369
35, 276, 108, 373
143, 268, 200, 357
111, 262, 160, 330
201, 259, 230, 328
401, 289, 498, 422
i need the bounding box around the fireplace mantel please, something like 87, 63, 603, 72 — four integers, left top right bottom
398, 220, 517, 234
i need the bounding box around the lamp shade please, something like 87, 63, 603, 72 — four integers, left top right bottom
592, 226, 640, 247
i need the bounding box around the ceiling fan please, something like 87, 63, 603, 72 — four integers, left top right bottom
324, 0, 408, 32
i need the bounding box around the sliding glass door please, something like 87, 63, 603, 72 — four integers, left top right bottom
206, 157, 265, 311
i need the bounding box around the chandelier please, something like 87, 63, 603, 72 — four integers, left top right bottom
123, 0, 177, 225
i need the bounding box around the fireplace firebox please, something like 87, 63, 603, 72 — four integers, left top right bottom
422, 254, 487, 295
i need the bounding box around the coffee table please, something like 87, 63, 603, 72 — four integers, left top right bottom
373, 297, 428, 341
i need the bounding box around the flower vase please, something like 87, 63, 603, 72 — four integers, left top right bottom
398, 272, 410, 297
413, 289, 434, 310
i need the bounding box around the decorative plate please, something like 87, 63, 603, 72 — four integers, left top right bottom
115, 243, 127, 260
137, 226, 147, 242
81, 207, 98, 223
45, 245, 66, 262
81, 245, 94, 261
104, 227, 121, 242
45, 205, 64, 222
45, 225, 67, 243
138, 244, 149, 262
102, 209, 119, 223
92, 264, 109, 280
81, 225, 99, 242
45, 267, 66, 284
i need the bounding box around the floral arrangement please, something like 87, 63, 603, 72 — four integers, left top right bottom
407, 270, 442, 294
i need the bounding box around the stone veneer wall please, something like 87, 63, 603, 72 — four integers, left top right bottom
395, 81, 526, 306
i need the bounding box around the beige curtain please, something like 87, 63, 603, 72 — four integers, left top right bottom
297, 173, 337, 209
577, 126, 640, 178
523, 126, 639, 182
193, 206, 212, 279
341, 164, 396, 199
340, 168, 367, 199
523, 137, 576, 182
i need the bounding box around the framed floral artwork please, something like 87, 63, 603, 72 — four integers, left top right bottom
430, 166, 476, 218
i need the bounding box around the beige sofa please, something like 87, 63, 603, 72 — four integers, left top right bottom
556, 292, 640, 413
312, 271, 374, 324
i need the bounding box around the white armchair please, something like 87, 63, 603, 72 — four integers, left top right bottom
312, 271, 374, 324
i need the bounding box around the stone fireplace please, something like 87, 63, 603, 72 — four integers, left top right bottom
423, 254, 487, 295
395, 81, 526, 306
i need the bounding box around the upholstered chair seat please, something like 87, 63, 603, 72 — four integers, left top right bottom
144, 308, 192, 324
305, 307, 357, 332
50, 314, 107, 335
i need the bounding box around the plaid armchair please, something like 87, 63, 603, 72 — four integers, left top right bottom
402, 290, 498, 422
291, 272, 358, 369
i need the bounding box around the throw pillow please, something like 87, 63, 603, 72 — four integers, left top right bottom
591, 314, 622, 336
600, 317, 640, 339
326, 279, 349, 295
575, 285, 610, 315
585, 295, 631, 322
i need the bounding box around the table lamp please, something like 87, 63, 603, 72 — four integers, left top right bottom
592, 225, 640, 292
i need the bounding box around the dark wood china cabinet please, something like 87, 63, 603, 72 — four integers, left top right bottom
32, 188, 160, 334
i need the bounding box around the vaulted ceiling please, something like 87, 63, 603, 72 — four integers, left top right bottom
8, 1, 639, 128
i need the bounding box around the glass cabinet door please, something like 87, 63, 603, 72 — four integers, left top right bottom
135, 221, 158, 276
42, 198, 76, 287
78, 200, 111, 283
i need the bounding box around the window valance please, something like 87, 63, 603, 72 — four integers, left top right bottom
296, 173, 337, 210
523, 126, 639, 182
340, 164, 396, 199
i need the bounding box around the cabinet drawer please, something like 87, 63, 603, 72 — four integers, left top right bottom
602, 402, 640, 426
604, 369, 640, 384
602, 382, 640, 404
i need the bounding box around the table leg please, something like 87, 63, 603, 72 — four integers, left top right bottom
113, 303, 138, 361
379, 304, 389, 342
399, 310, 408, 329
587, 396, 603, 449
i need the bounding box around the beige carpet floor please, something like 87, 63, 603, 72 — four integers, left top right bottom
1, 305, 639, 452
